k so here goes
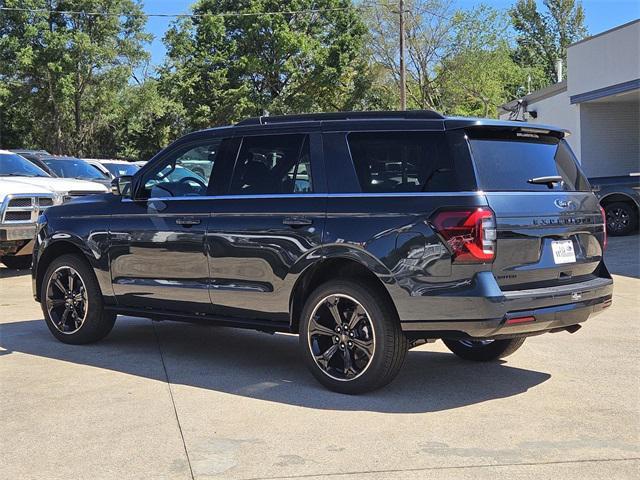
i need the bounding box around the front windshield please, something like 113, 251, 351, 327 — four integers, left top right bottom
103, 162, 139, 178
42, 158, 108, 180
0, 153, 50, 177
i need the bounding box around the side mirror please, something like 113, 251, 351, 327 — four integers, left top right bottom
111, 175, 133, 198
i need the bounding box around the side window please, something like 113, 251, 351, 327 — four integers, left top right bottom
347, 132, 456, 192
229, 134, 312, 195
141, 139, 222, 198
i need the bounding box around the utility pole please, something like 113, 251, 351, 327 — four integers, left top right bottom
399, 0, 406, 110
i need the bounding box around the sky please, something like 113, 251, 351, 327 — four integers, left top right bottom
141, 0, 640, 68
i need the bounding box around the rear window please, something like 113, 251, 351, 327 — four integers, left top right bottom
468, 130, 589, 191
347, 132, 459, 192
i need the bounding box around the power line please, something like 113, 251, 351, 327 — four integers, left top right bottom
0, 5, 379, 18
0, 3, 454, 22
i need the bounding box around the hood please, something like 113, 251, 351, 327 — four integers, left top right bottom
0, 176, 109, 194
0, 178, 56, 202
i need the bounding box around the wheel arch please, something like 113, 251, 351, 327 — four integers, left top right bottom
35, 240, 97, 302
288, 254, 398, 333
599, 192, 639, 211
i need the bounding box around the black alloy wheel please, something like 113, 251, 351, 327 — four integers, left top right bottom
45, 265, 88, 334
605, 202, 638, 236
443, 337, 526, 362
41, 254, 116, 344
300, 280, 407, 394
307, 293, 376, 381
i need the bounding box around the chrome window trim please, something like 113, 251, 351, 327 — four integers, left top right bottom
122, 191, 485, 202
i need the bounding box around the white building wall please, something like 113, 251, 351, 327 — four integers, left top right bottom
527, 90, 581, 160
568, 20, 640, 96
580, 102, 640, 176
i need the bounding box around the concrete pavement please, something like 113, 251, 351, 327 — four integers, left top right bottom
1, 235, 638, 479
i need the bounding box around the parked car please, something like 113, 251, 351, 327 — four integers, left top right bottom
0, 151, 108, 269
10, 149, 50, 157
589, 173, 640, 236
35, 156, 112, 188
12, 150, 59, 177
31, 111, 612, 393
83, 159, 140, 180
0, 177, 62, 269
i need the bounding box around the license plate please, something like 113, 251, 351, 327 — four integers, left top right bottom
552, 240, 576, 264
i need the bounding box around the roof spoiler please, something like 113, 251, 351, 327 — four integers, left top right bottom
445, 118, 570, 137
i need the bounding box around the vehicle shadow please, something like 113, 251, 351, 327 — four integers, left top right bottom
0, 267, 31, 279
0, 316, 551, 413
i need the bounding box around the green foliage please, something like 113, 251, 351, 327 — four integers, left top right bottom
0, 0, 150, 156
510, 0, 588, 85
159, 0, 372, 131
0, 0, 594, 158
365, 0, 458, 110
438, 6, 530, 117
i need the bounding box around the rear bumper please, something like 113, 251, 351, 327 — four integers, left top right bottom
398, 273, 614, 339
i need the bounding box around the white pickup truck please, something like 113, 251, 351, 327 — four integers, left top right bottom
0, 150, 108, 269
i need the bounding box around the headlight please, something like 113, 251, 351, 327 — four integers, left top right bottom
53, 192, 65, 205
37, 213, 48, 225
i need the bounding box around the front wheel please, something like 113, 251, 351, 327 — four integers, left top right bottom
40, 254, 116, 344
443, 337, 525, 362
299, 280, 407, 394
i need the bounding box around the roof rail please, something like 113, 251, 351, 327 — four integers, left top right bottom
235, 110, 444, 126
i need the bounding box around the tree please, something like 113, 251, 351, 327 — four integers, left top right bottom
110, 79, 186, 161
438, 6, 530, 117
0, 0, 150, 155
160, 0, 373, 130
510, 0, 588, 86
366, 0, 458, 110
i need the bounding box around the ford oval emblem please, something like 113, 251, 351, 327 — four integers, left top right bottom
554, 199, 576, 209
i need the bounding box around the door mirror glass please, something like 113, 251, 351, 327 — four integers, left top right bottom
111, 175, 133, 198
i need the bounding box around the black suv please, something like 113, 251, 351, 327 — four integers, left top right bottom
31, 111, 613, 393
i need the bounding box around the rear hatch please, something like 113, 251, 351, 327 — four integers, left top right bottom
466, 127, 606, 290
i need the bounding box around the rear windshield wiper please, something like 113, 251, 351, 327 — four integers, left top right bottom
527, 176, 563, 188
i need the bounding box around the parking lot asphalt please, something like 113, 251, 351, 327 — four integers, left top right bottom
1, 236, 638, 480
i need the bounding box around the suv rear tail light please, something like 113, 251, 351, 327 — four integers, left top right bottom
430, 208, 496, 263
599, 206, 607, 251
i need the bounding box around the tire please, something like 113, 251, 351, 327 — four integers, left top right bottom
443, 337, 525, 362
299, 280, 408, 394
1, 255, 32, 270
605, 202, 638, 236
40, 253, 116, 344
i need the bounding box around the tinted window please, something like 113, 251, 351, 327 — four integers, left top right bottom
347, 132, 455, 192
141, 139, 222, 198
43, 158, 108, 180
468, 131, 589, 191
102, 162, 139, 178
229, 134, 312, 195
0, 153, 50, 177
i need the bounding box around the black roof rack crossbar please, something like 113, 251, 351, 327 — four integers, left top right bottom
236, 110, 444, 126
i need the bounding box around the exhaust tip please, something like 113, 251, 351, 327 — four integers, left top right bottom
565, 324, 581, 334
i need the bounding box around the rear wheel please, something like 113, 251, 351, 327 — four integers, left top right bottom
1, 255, 32, 270
40, 254, 116, 344
299, 280, 407, 394
604, 201, 638, 236
443, 337, 525, 362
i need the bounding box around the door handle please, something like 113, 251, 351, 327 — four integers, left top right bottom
176, 217, 201, 226
283, 216, 313, 227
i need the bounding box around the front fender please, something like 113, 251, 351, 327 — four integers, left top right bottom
32, 219, 113, 303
